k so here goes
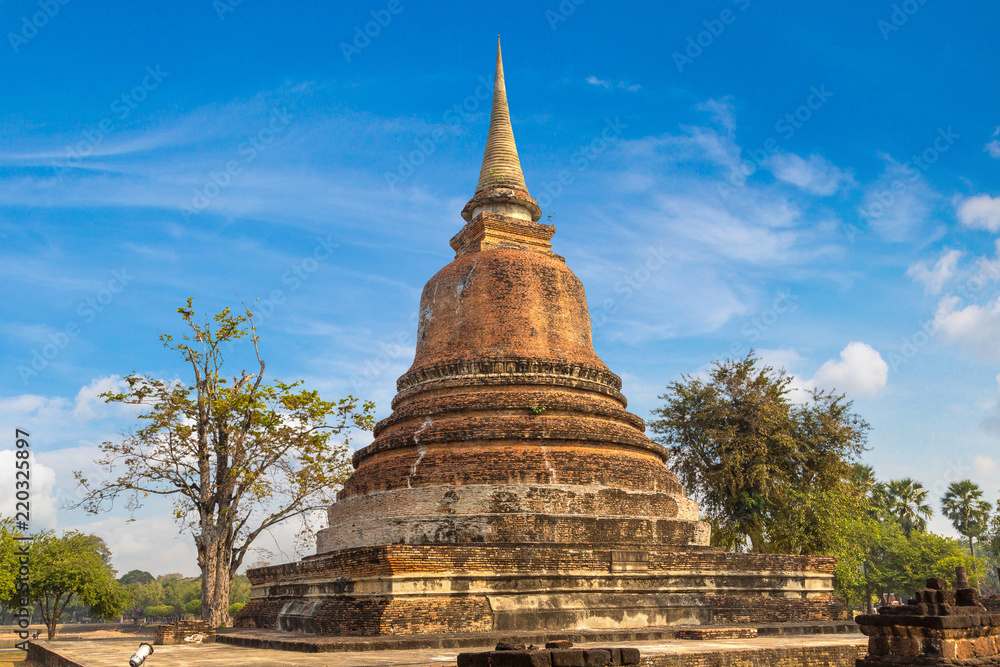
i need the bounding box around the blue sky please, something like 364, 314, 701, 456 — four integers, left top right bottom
2, 0, 1000, 576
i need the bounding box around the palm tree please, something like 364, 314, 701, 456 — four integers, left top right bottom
885, 478, 933, 537
941, 480, 992, 592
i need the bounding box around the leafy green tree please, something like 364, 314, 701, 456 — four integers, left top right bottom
650, 352, 869, 552
229, 602, 245, 616
847, 520, 987, 605
941, 480, 992, 591
229, 574, 251, 606
143, 604, 175, 620
0, 518, 22, 608
885, 478, 933, 537
983, 504, 1000, 594
27, 531, 130, 638
119, 570, 155, 587
71, 301, 375, 626
122, 579, 163, 623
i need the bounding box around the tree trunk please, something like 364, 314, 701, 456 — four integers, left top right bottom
200, 537, 234, 628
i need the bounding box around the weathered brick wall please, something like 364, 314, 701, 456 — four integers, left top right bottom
376, 389, 645, 436
154, 619, 215, 645
341, 443, 685, 500
652, 552, 837, 575
235, 596, 493, 636
707, 595, 841, 624
235, 545, 841, 635
640, 645, 867, 667
319, 513, 701, 552
405, 249, 606, 378
247, 545, 836, 584
328, 484, 687, 522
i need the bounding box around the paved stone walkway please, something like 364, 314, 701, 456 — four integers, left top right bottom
28, 634, 867, 667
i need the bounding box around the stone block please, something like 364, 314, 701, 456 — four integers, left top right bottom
958, 588, 982, 606
459, 652, 492, 667
868, 637, 890, 656
549, 649, 585, 667
583, 649, 611, 667
497, 642, 527, 651
619, 648, 640, 665
956, 639, 975, 659
973, 635, 996, 657
489, 651, 553, 667
888, 637, 921, 657
599, 648, 622, 665
546, 640, 573, 649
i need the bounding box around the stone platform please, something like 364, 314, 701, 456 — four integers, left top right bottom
217, 621, 859, 653
26, 628, 866, 667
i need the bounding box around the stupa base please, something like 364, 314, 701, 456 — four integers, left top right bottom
235, 544, 845, 636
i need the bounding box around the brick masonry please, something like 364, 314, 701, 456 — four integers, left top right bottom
154, 619, 216, 645
640, 644, 868, 667
856, 577, 1000, 666
236, 544, 840, 635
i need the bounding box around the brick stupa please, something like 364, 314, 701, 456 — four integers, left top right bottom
236, 41, 840, 636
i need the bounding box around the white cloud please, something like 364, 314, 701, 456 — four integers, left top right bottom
0, 451, 59, 530
0, 376, 138, 434
810, 342, 889, 396
61, 515, 199, 577
957, 194, 1000, 232
973, 455, 999, 478
586, 76, 641, 92
767, 153, 851, 196
933, 294, 1000, 359
985, 127, 1000, 159
72, 375, 129, 421
906, 249, 962, 295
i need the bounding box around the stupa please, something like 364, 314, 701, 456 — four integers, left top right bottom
236, 41, 840, 636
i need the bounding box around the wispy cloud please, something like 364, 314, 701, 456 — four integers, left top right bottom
586, 75, 641, 92
907, 248, 962, 295
767, 153, 853, 196
985, 127, 1000, 159
859, 154, 939, 242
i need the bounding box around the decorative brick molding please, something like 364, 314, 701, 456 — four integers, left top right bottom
451, 211, 555, 257
395, 357, 622, 395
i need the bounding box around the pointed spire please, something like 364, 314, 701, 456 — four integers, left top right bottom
475, 38, 528, 193
461, 39, 542, 224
